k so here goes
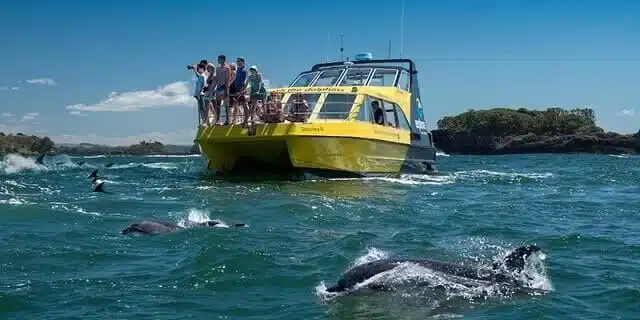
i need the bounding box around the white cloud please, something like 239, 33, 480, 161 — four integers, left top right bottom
618, 108, 635, 117
69, 111, 88, 117
65, 81, 193, 113
51, 128, 197, 146
1, 112, 13, 117
26, 78, 56, 86
21, 112, 40, 121
0, 86, 19, 91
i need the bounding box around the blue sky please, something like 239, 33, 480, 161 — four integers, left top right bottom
0, 0, 638, 145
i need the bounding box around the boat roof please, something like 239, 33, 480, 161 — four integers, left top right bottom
286, 59, 418, 93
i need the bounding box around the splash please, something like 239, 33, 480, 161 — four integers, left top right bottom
175, 208, 230, 228
0, 154, 45, 174
316, 245, 553, 302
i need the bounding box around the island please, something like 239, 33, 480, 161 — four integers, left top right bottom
430, 107, 640, 155
0, 132, 200, 157
54, 140, 200, 156
0, 132, 55, 157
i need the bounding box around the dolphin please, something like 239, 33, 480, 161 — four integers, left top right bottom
88, 169, 98, 179
325, 245, 542, 293
35, 154, 46, 165
120, 219, 248, 235
93, 181, 107, 193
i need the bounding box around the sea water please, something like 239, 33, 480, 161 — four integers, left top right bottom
1, 153, 638, 319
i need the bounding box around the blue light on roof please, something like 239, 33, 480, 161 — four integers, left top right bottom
354, 52, 373, 61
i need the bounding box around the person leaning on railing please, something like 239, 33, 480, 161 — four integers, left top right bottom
247, 65, 267, 124
262, 92, 284, 123
285, 93, 309, 123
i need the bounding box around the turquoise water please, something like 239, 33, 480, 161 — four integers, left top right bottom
1, 152, 638, 319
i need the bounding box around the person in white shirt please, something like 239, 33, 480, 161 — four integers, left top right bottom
189, 60, 208, 126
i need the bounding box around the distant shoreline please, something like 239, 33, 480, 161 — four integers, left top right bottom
0, 134, 199, 157
430, 108, 639, 155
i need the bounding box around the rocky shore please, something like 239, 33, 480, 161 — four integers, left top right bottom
430, 108, 639, 155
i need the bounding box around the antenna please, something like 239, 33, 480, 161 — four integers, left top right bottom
326, 32, 330, 62
388, 38, 392, 58
340, 33, 344, 61
400, 0, 404, 58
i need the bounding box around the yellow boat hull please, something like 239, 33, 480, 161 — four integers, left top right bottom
196, 122, 435, 177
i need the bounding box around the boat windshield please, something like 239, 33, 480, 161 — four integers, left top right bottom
290, 72, 318, 87
288, 64, 409, 91
368, 68, 398, 87
312, 69, 344, 86
338, 68, 372, 86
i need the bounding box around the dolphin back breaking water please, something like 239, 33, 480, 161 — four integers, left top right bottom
325, 245, 543, 294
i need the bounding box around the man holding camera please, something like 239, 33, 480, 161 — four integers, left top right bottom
187, 60, 209, 126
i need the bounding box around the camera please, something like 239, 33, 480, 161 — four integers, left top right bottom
186, 65, 195, 70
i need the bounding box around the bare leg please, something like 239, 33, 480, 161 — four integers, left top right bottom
214, 97, 222, 125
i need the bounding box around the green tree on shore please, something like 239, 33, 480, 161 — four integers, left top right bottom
437, 107, 600, 136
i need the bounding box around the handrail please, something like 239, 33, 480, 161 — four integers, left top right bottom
311, 59, 416, 74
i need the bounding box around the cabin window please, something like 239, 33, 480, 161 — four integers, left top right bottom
283, 93, 321, 119
312, 69, 344, 86
316, 94, 356, 120
290, 72, 318, 87
338, 68, 372, 86
397, 71, 410, 91
382, 101, 399, 128
356, 97, 375, 123
393, 104, 412, 131
368, 69, 398, 87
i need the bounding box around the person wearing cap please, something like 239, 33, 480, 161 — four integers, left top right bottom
189, 60, 209, 126
247, 65, 267, 124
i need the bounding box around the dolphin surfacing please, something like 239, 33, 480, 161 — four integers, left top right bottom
93, 181, 107, 193
121, 219, 247, 235
35, 154, 46, 165
326, 245, 541, 293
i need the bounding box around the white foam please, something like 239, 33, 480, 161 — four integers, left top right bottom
454, 169, 554, 181
0, 198, 29, 205
49, 203, 101, 216
322, 173, 456, 186
175, 208, 230, 228
109, 162, 178, 170
0, 154, 45, 174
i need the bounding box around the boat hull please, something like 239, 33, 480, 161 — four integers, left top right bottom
196, 123, 436, 177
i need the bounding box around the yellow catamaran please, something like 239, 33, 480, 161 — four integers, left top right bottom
194, 55, 437, 177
